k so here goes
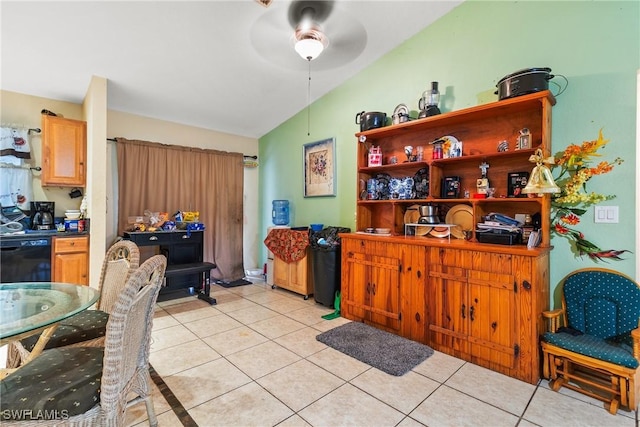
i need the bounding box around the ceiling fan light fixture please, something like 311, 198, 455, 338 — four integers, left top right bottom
294, 24, 328, 61
295, 37, 325, 61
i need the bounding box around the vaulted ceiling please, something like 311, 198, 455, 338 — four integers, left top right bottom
2, 1, 462, 138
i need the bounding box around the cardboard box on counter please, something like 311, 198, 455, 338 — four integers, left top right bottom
64, 219, 88, 232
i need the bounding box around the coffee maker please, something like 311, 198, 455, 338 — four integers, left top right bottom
30, 201, 55, 230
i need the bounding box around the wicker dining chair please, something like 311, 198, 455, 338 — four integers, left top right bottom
0, 254, 167, 427
6, 240, 140, 369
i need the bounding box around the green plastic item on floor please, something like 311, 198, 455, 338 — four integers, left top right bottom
321, 291, 341, 320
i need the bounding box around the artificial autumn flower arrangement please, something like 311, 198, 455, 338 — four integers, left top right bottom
550, 129, 629, 262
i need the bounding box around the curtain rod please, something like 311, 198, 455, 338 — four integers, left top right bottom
1, 123, 41, 134
0, 163, 41, 171
107, 137, 257, 159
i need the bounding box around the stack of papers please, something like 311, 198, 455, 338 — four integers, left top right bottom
476, 221, 522, 233
476, 213, 524, 234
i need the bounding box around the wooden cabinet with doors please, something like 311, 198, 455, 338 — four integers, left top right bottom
41, 114, 87, 186
52, 235, 89, 286
341, 237, 401, 332
273, 251, 312, 299
339, 89, 555, 384
426, 246, 549, 383
427, 248, 517, 372
399, 243, 427, 342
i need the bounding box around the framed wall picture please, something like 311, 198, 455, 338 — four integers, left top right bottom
303, 137, 336, 197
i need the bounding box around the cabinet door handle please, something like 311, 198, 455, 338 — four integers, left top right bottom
371, 283, 376, 295
366, 283, 370, 294
461, 304, 466, 319
469, 306, 475, 322
491, 321, 497, 330
149, 236, 158, 241
182, 235, 190, 239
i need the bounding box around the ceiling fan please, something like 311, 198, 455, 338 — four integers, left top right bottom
250, 0, 367, 71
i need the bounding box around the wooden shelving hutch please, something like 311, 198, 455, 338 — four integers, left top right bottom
341, 91, 555, 384
355, 90, 555, 247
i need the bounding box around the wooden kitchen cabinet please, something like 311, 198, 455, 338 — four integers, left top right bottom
273, 251, 312, 299
399, 244, 427, 342
340, 91, 554, 384
341, 238, 401, 332
41, 114, 87, 187
52, 236, 89, 286
426, 247, 549, 383
427, 248, 517, 372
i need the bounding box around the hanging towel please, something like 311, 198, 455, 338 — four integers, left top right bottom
0, 127, 31, 164
0, 167, 33, 211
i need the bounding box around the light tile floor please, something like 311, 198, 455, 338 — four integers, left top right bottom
120, 281, 636, 427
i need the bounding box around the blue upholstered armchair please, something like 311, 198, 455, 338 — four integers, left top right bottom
541, 268, 640, 415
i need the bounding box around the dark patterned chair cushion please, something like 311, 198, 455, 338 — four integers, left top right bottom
19, 310, 109, 352
0, 347, 103, 420
563, 270, 640, 339
542, 331, 638, 369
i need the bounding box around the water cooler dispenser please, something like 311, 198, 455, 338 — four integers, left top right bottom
272, 200, 290, 226
267, 200, 290, 286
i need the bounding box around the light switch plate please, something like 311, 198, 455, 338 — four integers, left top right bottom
594, 206, 619, 223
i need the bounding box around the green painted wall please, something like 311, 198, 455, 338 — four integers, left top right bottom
259, 0, 639, 305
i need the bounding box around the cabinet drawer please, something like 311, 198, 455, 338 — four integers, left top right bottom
125, 232, 173, 246
171, 231, 203, 244
53, 236, 89, 253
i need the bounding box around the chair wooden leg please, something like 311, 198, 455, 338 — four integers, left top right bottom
620, 377, 629, 409
605, 398, 619, 415
543, 351, 550, 379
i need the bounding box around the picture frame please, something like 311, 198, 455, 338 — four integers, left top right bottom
441, 176, 461, 198
507, 171, 530, 198
303, 137, 336, 197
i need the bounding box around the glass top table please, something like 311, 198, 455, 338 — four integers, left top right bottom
0, 282, 100, 344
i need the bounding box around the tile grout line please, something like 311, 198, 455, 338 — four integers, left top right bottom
148, 363, 199, 427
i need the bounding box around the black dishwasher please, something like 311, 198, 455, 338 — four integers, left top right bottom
0, 235, 52, 282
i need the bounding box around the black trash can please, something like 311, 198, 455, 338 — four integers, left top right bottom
309, 226, 350, 307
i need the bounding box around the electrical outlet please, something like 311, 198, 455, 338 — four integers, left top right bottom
594, 206, 619, 223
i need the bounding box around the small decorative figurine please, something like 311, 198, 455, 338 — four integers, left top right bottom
476, 161, 490, 194
404, 145, 414, 162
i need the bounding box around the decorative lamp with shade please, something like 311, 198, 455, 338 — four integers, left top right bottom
521, 148, 561, 196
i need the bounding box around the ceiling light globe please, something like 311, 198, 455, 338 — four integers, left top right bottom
295, 38, 324, 61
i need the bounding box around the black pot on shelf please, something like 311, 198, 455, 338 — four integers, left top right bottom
355, 111, 387, 131
495, 67, 553, 100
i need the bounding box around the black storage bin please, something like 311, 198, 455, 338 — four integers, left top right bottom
309, 226, 350, 307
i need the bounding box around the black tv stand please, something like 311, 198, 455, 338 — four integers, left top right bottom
123, 230, 217, 305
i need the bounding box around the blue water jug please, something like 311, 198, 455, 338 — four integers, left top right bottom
272, 200, 290, 225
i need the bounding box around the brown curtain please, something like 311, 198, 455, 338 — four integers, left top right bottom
115, 138, 244, 280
